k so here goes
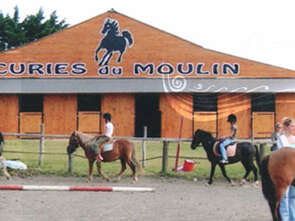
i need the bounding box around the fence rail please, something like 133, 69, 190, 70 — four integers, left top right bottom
2, 129, 272, 174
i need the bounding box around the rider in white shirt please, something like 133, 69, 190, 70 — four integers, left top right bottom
93, 113, 114, 161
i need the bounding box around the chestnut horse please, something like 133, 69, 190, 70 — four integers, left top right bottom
0, 132, 11, 179
260, 147, 295, 221
66, 131, 143, 182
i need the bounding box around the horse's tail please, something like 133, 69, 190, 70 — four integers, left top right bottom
131, 144, 144, 175
122, 31, 133, 47
260, 155, 277, 218
254, 145, 262, 174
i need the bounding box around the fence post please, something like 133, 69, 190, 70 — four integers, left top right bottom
68, 154, 73, 173
162, 141, 169, 174
141, 126, 147, 168
38, 123, 45, 166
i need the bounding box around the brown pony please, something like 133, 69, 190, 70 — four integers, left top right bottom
260, 147, 295, 221
66, 131, 143, 182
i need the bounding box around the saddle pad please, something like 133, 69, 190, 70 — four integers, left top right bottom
213, 142, 237, 157
103, 143, 113, 152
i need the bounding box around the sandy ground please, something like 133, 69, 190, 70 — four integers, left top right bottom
0, 175, 271, 221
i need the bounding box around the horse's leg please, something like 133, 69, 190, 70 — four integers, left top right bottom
219, 164, 232, 184
95, 47, 101, 62
0, 156, 10, 180
95, 160, 110, 181
126, 157, 137, 182
240, 158, 258, 184
88, 159, 95, 183
104, 52, 113, 66
116, 159, 127, 181
99, 51, 110, 66
208, 162, 217, 184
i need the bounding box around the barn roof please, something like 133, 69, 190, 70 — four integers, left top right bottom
0, 10, 295, 93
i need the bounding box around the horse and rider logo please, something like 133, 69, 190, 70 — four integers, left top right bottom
94, 18, 133, 66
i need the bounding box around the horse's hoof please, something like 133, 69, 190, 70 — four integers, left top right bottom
133, 176, 138, 182
231, 181, 236, 186
240, 179, 247, 185
116, 176, 121, 182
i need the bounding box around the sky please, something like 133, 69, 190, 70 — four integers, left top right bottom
2, 0, 295, 70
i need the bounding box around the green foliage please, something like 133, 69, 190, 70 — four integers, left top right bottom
0, 6, 69, 51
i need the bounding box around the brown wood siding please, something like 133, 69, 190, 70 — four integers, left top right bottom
252, 112, 274, 138
218, 94, 251, 139
19, 112, 42, 134
43, 95, 77, 135
101, 94, 134, 137
193, 112, 217, 137
276, 94, 295, 124
78, 111, 101, 135
0, 95, 18, 133
160, 94, 193, 138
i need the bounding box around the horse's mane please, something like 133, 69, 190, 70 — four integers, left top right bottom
106, 19, 119, 35
74, 131, 94, 144
196, 129, 215, 140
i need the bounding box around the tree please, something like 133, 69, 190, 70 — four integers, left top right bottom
0, 6, 69, 51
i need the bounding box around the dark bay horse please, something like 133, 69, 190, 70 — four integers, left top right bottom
67, 131, 143, 182
0, 132, 11, 179
190, 129, 260, 184
94, 18, 133, 66
260, 147, 295, 221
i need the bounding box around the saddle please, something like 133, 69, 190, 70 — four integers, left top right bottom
100, 138, 113, 153
213, 141, 237, 157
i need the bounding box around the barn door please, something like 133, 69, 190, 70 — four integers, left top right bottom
77, 94, 101, 135
135, 94, 161, 137
193, 94, 217, 137
251, 94, 275, 138
19, 94, 43, 134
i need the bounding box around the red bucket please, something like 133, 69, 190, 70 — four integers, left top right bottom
182, 160, 195, 172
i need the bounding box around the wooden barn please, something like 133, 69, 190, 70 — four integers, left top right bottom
1, 9, 295, 139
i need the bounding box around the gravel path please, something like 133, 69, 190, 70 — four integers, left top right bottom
0, 175, 271, 221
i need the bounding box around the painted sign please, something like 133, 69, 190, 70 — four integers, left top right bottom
0, 13, 292, 79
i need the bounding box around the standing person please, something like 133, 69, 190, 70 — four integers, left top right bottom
219, 114, 238, 164
270, 122, 282, 152
277, 117, 295, 221
90, 113, 114, 161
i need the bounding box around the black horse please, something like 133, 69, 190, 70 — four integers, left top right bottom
190, 129, 260, 184
94, 18, 133, 66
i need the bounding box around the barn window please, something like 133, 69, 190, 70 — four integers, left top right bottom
251, 94, 275, 112
77, 94, 101, 111
193, 94, 217, 112
19, 94, 43, 112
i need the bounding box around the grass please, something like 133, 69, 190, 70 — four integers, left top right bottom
2, 138, 270, 181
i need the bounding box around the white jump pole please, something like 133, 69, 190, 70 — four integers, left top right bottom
0, 185, 155, 192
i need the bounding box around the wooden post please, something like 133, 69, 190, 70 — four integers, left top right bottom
174, 116, 184, 171
38, 124, 45, 166
68, 154, 73, 173
141, 126, 147, 168
162, 141, 169, 174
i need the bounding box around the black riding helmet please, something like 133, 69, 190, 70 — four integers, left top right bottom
227, 114, 237, 123
103, 113, 112, 121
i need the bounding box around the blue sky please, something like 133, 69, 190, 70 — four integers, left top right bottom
2, 0, 295, 70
